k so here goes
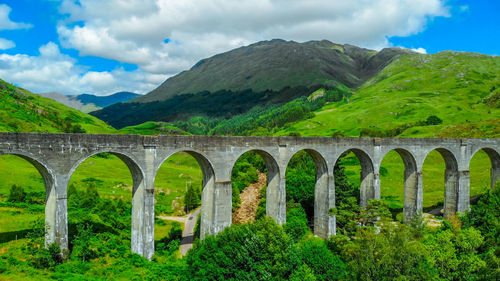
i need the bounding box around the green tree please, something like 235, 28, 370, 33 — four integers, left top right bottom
424, 227, 486, 280
7, 184, 26, 203
184, 183, 200, 212
292, 238, 346, 280
186, 217, 296, 280
284, 201, 310, 241
339, 224, 437, 280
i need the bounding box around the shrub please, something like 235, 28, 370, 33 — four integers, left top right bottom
292, 238, 346, 281
186, 217, 295, 280
284, 201, 310, 241
7, 184, 26, 203
30, 243, 63, 269
425, 115, 443, 125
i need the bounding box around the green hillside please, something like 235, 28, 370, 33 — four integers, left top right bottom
118, 121, 191, 136
0, 79, 117, 134
276, 51, 499, 138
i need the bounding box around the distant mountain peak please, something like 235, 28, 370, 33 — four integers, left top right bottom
39, 91, 140, 113
135, 39, 413, 104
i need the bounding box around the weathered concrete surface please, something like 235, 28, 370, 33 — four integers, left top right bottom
0, 133, 498, 260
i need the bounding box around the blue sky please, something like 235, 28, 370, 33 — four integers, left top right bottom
0, 0, 498, 96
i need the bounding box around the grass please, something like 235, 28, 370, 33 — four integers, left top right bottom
119, 121, 190, 136
0, 152, 202, 238
276, 52, 499, 138
342, 149, 492, 210
0, 78, 116, 134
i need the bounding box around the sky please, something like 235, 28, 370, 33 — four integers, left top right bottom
0, 0, 498, 96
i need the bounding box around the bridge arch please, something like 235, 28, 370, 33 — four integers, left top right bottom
0, 152, 59, 246
379, 148, 419, 222
0, 151, 54, 196
468, 147, 500, 189
69, 150, 145, 192
423, 148, 459, 219
285, 148, 332, 238
229, 149, 283, 225
68, 150, 146, 255
334, 148, 375, 208
155, 150, 215, 239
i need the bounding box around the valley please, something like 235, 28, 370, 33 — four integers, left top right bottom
0, 39, 498, 280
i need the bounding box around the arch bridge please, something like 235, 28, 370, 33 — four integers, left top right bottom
1, 133, 498, 260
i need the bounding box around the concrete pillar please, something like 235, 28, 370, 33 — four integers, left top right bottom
443, 167, 459, 219
211, 180, 233, 234
359, 167, 375, 208
45, 173, 68, 251
200, 175, 215, 239
403, 168, 422, 222
128, 153, 154, 259
457, 170, 470, 214
131, 178, 145, 256
492, 167, 500, 189
253, 150, 285, 225
373, 173, 381, 200
314, 173, 335, 238
353, 149, 375, 208
266, 172, 286, 225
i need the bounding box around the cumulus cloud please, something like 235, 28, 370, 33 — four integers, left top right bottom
411, 47, 427, 54
58, 0, 449, 77
0, 4, 32, 30
0, 42, 166, 95
3, 1, 452, 96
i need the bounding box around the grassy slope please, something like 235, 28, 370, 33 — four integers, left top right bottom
276, 51, 499, 209
0, 79, 116, 134
278, 51, 499, 138
118, 121, 191, 136
0, 152, 202, 234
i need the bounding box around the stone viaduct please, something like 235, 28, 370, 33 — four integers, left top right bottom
0, 133, 498, 260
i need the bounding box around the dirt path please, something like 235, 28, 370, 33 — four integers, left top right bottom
156, 215, 188, 223
232, 172, 267, 224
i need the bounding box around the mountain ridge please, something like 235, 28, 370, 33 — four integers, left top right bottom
135, 39, 414, 103
92, 39, 414, 127
39, 91, 140, 113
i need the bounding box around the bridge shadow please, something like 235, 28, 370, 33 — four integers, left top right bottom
0, 228, 43, 243
180, 235, 195, 245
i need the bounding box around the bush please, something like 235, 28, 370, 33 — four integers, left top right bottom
292, 238, 346, 280
340, 224, 437, 280
284, 201, 310, 241
186, 217, 296, 280
7, 184, 26, 203
425, 115, 443, 125
30, 243, 63, 269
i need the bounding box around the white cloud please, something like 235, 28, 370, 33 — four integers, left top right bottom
0, 37, 14, 50
411, 47, 427, 54
0, 42, 166, 96
0, 4, 32, 30
3, 1, 452, 96
57, 0, 449, 78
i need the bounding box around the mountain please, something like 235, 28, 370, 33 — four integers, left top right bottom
39, 91, 140, 113
92, 39, 413, 128
76, 92, 140, 108
0, 79, 117, 134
